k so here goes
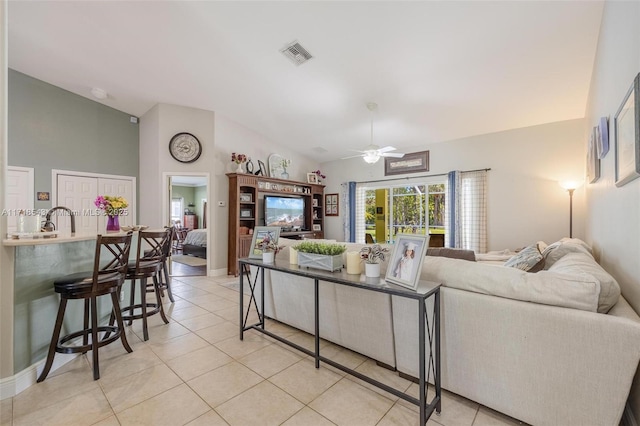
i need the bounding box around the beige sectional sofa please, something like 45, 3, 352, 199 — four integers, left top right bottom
254, 237, 640, 425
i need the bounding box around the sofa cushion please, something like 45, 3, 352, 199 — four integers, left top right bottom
548, 252, 620, 313
504, 244, 544, 272
426, 248, 476, 261
419, 256, 600, 312
542, 238, 593, 269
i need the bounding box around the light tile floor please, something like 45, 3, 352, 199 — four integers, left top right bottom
1, 275, 526, 426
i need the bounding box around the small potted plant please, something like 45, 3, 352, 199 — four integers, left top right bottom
360, 244, 389, 278
294, 241, 347, 272
260, 239, 283, 263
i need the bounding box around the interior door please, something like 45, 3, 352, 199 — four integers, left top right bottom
57, 175, 98, 234
6, 167, 34, 232
98, 178, 134, 229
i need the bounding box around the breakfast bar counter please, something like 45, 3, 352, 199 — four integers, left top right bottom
2, 232, 135, 390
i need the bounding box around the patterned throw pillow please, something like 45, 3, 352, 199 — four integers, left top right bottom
504, 244, 544, 272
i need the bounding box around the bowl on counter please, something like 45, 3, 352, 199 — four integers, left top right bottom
120, 225, 149, 232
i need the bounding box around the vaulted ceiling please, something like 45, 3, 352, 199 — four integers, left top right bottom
8, 1, 603, 162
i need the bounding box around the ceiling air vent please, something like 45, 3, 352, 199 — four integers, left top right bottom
280, 41, 313, 66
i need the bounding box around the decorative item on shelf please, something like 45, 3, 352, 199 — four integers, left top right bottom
294, 241, 347, 272
306, 173, 318, 184
231, 152, 247, 173
246, 158, 255, 174
280, 158, 291, 179
94, 195, 128, 232
257, 160, 267, 176
312, 169, 326, 184
360, 244, 389, 278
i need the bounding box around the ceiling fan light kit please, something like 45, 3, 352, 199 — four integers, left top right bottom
341, 102, 406, 164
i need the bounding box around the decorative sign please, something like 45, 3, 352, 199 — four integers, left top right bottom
384, 151, 429, 176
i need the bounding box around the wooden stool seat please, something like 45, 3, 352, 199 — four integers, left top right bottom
37, 232, 134, 382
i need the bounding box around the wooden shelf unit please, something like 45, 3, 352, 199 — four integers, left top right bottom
227, 173, 325, 276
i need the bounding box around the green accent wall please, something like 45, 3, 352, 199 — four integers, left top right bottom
8, 69, 139, 211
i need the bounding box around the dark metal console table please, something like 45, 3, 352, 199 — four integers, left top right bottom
239, 258, 441, 425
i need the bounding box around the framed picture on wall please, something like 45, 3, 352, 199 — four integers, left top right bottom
614, 72, 640, 187
587, 126, 601, 184
325, 193, 339, 216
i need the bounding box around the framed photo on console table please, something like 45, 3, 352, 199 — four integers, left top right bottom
385, 234, 429, 291
249, 226, 281, 259
614, 72, 640, 187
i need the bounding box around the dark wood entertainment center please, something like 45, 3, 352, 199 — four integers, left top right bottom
227, 173, 325, 276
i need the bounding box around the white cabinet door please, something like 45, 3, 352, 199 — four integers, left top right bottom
98, 178, 134, 229
57, 175, 98, 234
6, 167, 34, 233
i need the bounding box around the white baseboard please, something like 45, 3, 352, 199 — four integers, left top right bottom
0, 353, 78, 400
208, 267, 228, 277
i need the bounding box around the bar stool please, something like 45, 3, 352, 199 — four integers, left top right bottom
120, 229, 172, 341
37, 232, 134, 382
154, 226, 175, 303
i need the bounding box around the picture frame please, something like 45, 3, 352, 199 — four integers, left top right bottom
257, 160, 267, 177
325, 193, 339, 216
312, 224, 321, 231
312, 198, 318, 207
249, 226, 281, 259
307, 173, 318, 184
268, 153, 285, 178
384, 150, 429, 176
587, 125, 600, 184
614, 72, 640, 187
385, 233, 429, 291
597, 117, 609, 159
240, 208, 252, 218
239, 193, 252, 203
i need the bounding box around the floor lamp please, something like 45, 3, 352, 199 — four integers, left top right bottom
560, 181, 581, 238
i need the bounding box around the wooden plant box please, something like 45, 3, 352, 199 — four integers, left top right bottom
297, 252, 343, 272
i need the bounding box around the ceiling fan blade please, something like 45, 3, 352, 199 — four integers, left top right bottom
377, 146, 397, 153
340, 154, 365, 160
380, 152, 405, 158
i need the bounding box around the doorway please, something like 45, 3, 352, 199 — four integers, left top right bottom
163, 173, 210, 277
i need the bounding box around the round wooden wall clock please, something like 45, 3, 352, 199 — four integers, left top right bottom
169, 132, 202, 163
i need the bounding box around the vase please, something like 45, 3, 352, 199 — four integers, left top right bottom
236, 163, 244, 173
263, 251, 275, 263
281, 170, 289, 179
365, 262, 380, 278
106, 215, 120, 232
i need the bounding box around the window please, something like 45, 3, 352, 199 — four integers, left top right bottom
171, 198, 183, 224
358, 179, 446, 245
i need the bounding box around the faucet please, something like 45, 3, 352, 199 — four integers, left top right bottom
43, 206, 76, 235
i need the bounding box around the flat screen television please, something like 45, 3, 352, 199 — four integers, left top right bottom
264, 195, 305, 231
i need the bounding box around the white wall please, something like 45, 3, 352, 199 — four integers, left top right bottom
139, 103, 320, 274
583, 1, 640, 419
320, 119, 586, 251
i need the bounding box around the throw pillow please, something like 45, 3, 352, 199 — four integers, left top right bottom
504, 244, 544, 272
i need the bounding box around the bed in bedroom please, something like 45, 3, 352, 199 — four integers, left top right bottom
182, 228, 207, 258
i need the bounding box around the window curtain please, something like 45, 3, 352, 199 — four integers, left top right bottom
447, 170, 487, 253
342, 181, 356, 242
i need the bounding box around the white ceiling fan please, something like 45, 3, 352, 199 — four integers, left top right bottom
341, 102, 405, 164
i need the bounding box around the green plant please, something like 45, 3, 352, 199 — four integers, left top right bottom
360, 244, 389, 264
294, 241, 347, 256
